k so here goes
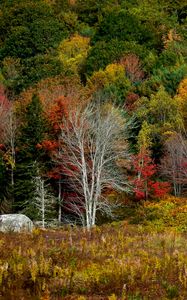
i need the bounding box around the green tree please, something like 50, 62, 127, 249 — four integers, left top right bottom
0, 154, 10, 213
85, 40, 148, 77
0, 1, 68, 58
149, 64, 187, 96
0, 0, 68, 94
18, 94, 45, 156
72, 0, 103, 26
18, 55, 63, 94
93, 8, 156, 47
87, 63, 131, 105
137, 86, 183, 133
14, 94, 47, 217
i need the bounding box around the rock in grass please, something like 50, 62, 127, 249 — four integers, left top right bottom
0, 214, 33, 233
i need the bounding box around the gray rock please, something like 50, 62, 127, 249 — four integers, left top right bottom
0, 214, 33, 232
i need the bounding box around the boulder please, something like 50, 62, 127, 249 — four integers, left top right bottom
0, 214, 33, 232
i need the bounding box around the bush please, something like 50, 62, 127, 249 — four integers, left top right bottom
130, 196, 187, 232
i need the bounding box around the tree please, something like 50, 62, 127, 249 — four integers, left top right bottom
0, 1, 68, 60
57, 103, 130, 229
149, 64, 187, 96
0, 0, 67, 94
160, 133, 187, 196
18, 94, 46, 157
136, 86, 184, 137
131, 121, 170, 200
0, 85, 16, 206
37, 95, 79, 223
0, 149, 9, 213
175, 78, 187, 130
14, 94, 47, 216
16, 54, 63, 94
88, 63, 129, 90
72, 0, 102, 26
58, 34, 90, 75
0, 85, 11, 144
33, 174, 56, 228
16, 75, 86, 116
119, 54, 144, 83
93, 9, 155, 46
131, 150, 170, 200
87, 63, 131, 106
85, 40, 147, 77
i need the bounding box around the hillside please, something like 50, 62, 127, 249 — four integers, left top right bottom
0, 0, 187, 248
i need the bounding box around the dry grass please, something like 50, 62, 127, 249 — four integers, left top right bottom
0, 221, 187, 299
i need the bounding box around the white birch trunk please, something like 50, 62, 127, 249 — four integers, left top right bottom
58, 179, 62, 223
34, 175, 55, 228
58, 103, 130, 230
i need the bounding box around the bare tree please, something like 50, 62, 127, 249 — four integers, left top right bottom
5, 107, 17, 187
0, 86, 11, 144
58, 103, 130, 230
0, 86, 17, 184
58, 177, 62, 223
0, 86, 16, 205
34, 175, 56, 228
160, 133, 187, 196
119, 54, 144, 83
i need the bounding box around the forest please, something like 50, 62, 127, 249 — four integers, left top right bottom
0, 0, 187, 227
1, 0, 187, 298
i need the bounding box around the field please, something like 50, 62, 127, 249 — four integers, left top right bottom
1, 212, 187, 300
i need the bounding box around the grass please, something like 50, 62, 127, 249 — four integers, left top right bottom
1, 220, 187, 299
1, 195, 187, 299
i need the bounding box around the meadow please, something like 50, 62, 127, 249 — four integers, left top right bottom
1, 197, 187, 300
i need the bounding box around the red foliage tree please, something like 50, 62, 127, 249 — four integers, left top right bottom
125, 92, 139, 112
46, 96, 71, 134
132, 150, 170, 200
37, 95, 82, 222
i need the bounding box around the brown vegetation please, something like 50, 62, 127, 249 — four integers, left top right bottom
1, 219, 187, 299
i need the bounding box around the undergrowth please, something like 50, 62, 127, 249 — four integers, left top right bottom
1, 196, 187, 299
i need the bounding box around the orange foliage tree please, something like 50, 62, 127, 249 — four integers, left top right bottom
37, 95, 83, 222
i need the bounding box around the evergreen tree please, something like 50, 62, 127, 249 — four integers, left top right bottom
0, 154, 10, 213
14, 94, 46, 218
18, 93, 45, 157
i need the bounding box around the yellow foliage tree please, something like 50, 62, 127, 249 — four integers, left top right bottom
58, 34, 90, 74
163, 29, 181, 49
137, 121, 152, 152
175, 78, 187, 128
176, 78, 187, 104
88, 63, 130, 91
